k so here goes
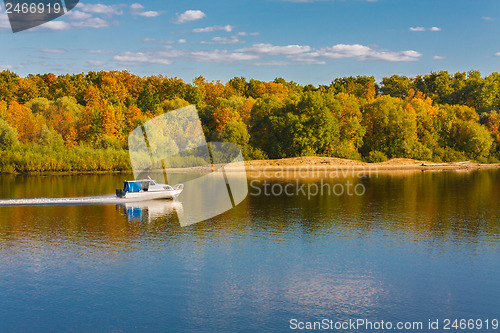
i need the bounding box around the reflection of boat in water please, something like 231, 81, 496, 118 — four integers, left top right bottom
116, 177, 183, 201
120, 200, 184, 222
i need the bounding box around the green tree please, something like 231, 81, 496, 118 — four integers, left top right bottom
332, 92, 366, 157
27, 97, 51, 114
137, 82, 160, 115
38, 124, 64, 149
380, 75, 413, 99
450, 121, 493, 159
265, 92, 339, 158
0, 119, 19, 150
362, 95, 418, 158
330, 76, 378, 100
0, 70, 19, 103
219, 120, 251, 158
228, 77, 248, 96
478, 72, 500, 111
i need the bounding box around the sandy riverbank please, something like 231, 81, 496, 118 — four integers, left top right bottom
242, 156, 500, 172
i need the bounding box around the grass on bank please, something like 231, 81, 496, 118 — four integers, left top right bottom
0, 144, 131, 174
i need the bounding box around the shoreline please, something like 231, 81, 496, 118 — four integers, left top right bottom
242, 157, 500, 172
1, 157, 500, 176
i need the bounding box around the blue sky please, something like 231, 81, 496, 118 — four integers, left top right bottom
0, 0, 498, 85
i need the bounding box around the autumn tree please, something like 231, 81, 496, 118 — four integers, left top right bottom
330, 76, 379, 101
449, 121, 493, 159
381, 75, 413, 99
56, 73, 88, 104
362, 95, 418, 158
137, 81, 160, 116
478, 72, 500, 111
331, 92, 366, 158
0, 70, 19, 103
0, 119, 19, 150
6, 101, 43, 143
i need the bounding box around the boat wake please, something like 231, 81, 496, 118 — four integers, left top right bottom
0, 195, 138, 207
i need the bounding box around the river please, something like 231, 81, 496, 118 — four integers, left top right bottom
0, 170, 499, 332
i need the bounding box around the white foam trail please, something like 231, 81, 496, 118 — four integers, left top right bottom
0, 195, 146, 207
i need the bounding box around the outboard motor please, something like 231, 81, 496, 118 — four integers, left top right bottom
116, 189, 125, 198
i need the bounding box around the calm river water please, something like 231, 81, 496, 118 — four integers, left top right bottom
0, 170, 499, 332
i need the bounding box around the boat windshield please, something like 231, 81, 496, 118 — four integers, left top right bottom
124, 180, 152, 193
123, 181, 142, 193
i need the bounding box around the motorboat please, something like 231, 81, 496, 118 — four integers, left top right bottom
116, 177, 183, 201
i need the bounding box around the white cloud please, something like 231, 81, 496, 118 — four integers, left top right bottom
0, 64, 14, 70
237, 32, 260, 36
65, 10, 93, 20
296, 44, 422, 62
433, 55, 446, 60
173, 10, 206, 24
88, 60, 106, 66
482, 16, 493, 21
251, 61, 292, 66
39, 3, 126, 30
39, 48, 67, 53
113, 46, 187, 65
136, 11, 160, 17
40, 21, 72, 30
190, 50, 258, 62
86, 49, 115, 54
495, 52, 500, 57
1, 2, 157, 32
369, 50, 422, 61
113, 46, 257, 65
72, 17, 109, 28
140, 38, 188, 44
114, 51, 174, 65
291, 58, 326, 65
130, 3, 161, 17
409, 26, 440, 32
314, 44, 372, 58
76, 3, 123, 15
237, 43, 311, 55
193, 25, 234, 33
112, 42, 422, 67
0, 12, 11, 29
139, 37, 156, 43
201, 36, 241, 44
130, 3, 144, 10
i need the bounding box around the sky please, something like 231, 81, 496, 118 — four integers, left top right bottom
0, 0, 499, 85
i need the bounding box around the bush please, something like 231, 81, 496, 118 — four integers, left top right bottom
476, 156, 488, 164
38, 125, 64, 149
449, 121, 493, 159
0, 119, 19, 150
488, 155, 500, 164
246, 147, 268, 160
332, 141, 362, 160
406, 141, 433, 161
96, 135, 124, 150
366, 150, 388, 163
439, 147, 467, 162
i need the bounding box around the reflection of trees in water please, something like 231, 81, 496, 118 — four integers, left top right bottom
247, 170, 500, 242
0, 174, 134, 200
0, 171, 499, 252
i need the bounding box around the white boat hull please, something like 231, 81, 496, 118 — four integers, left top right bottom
122, 189, 183, 201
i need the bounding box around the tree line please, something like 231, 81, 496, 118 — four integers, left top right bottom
0, 69, 500, 173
